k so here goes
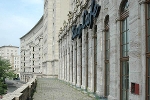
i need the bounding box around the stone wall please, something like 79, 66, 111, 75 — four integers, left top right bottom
2, 76, 37, 100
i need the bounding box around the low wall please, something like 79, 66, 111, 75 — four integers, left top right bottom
1, 76, 37, 100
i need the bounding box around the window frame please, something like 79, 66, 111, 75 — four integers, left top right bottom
120, 0, 129, 100
146, 1, 150, 100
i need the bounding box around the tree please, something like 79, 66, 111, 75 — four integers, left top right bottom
0, 57, 15, 95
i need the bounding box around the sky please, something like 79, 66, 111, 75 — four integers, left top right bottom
0, 0, 43, 47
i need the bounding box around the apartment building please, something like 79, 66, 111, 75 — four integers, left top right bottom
20, 17, 43, 82
0, 45, 20, 77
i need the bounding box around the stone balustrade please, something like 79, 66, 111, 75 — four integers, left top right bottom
1, 76, 37, 100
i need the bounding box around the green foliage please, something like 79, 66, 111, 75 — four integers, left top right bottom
0, 56, 15, 95
0, 81, 7, 95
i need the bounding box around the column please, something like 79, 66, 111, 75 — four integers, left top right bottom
67, 47, 70, 82
87, 29, 94, 92
76, 37, 82, 87
70, 44, 73, 84
81, 29, 87, 90
58, 41, 61, 79
96, 21, 104, 96
108, 0, 120, 99
73, 40, 77, 85
62, 46, 65, 80
67, 35, 70, 82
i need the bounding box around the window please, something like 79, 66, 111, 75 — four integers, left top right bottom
33, 68, 34, 72
33, 47, 34, 52
94, 25, 97, 92
120, 0, 129, 100
146, 1, 150, 100
33, 61, 34, 65
104, 15, 110, 97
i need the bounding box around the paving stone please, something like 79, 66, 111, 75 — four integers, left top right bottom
32, 78, 96, 100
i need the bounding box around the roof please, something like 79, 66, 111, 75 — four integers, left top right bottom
0, 45, 19, 48
20, 15, 43, 39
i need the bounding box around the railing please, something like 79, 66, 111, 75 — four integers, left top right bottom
1, 76, 37, 100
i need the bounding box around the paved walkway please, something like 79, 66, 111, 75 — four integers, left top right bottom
32, 78, 96, 100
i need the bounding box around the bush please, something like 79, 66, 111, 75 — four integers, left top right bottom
2, 84, 7, 89
0, 87, 4, 95
0, 80, 7, 95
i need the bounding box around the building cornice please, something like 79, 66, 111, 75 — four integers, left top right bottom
20, 15, 44, 39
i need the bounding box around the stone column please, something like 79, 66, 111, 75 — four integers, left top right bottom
62, 46, 64, 80
65, 49, 67, 81
81, 29, 87, 90
58, 41, 61, 79
73, 40, 77, 85
67, 46, 70, 82
108, 0, 120, 99
67, 38, 70, 82
128, 0, 143, 100
76, 37, 82, 88
90, 29, 95, 92
70, 43, 73, 84
140, 1, 146, 100
96, 21, 104, 96
87, 29, 94, 92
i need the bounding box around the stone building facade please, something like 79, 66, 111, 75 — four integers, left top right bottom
20, 0, 69, 82
20, 17, 43, 82
0, 46, 20, 77
58, 0, 150, 100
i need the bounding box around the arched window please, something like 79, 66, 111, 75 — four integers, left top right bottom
104, 15, 110, 97
120, 0, 129, 100
146, 1, 150, 100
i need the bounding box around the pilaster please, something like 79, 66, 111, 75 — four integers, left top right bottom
76, 37, 82, 88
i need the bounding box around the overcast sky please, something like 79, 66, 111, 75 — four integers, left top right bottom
0, 0, 43, 47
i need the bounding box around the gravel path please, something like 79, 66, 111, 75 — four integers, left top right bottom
32, 78, 95, 100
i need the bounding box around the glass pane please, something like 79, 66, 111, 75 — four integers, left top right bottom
127, 89, 129, 100
122, 45, 127, 57
107, 50, 109, 59
106, 40, 109, 50
127, 76, 129, 89
126, 61, 129, 75
107, 63, 110, 85
126, 30, 129, 43
148, 36, 150, 52
107, 85, 109, 96
148, 58, 150, 76
126, 44, 129, 56
122, 20, 126, 32
148, 78, 150, 95
148, 20, 150, 35
122, 76, 126, 89
122, 32, 126, 44
127, 17, 129, 30
124, 1, 129, 11
148, 4, 150, 18
122, 90, 126, 100
105, 31, 109, 39
122, 62, 125, 75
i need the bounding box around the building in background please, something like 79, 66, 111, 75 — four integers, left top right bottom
20, 0, 70, 82
20, 17, 43, 82
0, 45, 20, 77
